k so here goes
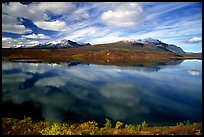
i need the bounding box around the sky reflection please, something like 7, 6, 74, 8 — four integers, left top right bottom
2, 60, 202, 126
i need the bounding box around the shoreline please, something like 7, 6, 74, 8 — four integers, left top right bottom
2, 48, 202, 66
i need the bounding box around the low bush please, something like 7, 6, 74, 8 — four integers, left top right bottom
2, 117, 202, 135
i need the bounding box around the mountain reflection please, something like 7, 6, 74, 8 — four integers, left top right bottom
2, 59, 202, 126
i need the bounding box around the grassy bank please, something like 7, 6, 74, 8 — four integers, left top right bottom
2, 117, 202, 135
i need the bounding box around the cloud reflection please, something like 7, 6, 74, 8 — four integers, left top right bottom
187, 70, 200, 76
2, 60, 202, 125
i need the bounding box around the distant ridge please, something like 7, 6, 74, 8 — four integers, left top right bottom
93, 38, 185, 54
136, 38, 185, 54
30, 39, 90, 49
15, 38, 186, 54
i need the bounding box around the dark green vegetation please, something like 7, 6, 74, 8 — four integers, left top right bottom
2, 117, 202, 135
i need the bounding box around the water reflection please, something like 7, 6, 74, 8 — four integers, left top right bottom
2, 59, 202, 126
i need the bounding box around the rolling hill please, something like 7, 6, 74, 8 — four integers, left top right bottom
2, 38, 201, 66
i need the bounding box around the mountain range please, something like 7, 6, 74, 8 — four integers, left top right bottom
136, 38, 185, 54
3, 38, 202, 65
17, 38, 187, 54
32, 39, 90, 49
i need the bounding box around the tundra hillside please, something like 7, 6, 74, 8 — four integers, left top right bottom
2, 40, 202, 66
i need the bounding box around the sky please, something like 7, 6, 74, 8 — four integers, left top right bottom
2, 2, 202, 52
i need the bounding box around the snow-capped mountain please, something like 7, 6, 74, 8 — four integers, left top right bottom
137, 38, 160, 44
28, 38, 185, 54
136, 38, 185, 54
32, 39, 90, 49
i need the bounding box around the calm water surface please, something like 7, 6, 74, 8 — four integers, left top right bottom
2, 60, 202, 126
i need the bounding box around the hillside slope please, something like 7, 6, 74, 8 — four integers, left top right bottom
20, 38, 185, 55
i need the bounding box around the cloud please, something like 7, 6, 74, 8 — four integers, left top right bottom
34, 2, 75, 15
101, 3, 144, 27
188, 37, 202, 43
2, 5, 33, 34
2, 61, 202, 123
2, 2, 49, 22
88, 33, 123, 44
187, 70, 200, 76
2, 73, 32, 84
64, 27, 99, 41
2, 12, 32, 34
2, 24, 32, 34
35, 77, 68, 87
34, 20, 69, 31
71, 7, 90, 20
2, 13, 19, 25
23, 33, 50, 39
2, 36, 48, 48
2, 2, 75, 35
183, 37, 202, 44
2, 2, 202, 52
2, 37, 13, 42
145, 2, 194, 21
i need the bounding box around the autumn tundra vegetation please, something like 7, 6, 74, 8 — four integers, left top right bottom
2, 117, 202, 135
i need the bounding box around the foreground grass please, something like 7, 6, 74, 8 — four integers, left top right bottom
2, 117, 202, 135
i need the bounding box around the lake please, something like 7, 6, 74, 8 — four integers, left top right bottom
2, 59, 202, 126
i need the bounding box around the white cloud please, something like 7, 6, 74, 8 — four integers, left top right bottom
25, 40, 40, 45
88, 31, 126, 44
67, 6, 90, 21
2, 2, 49, 22
2, 4, 34, 35
2, 2, 202, 52
34, 2, 75, 15
2, 12, 32, 34
35, 77, 67, 88
2, 2, 77, 23
34, 20, 68, 31
23, 33, 50, 39
101, 3, 144, 27
2, 37, 16, 48
89, 35, 122, 44
2, 37, 13, 42
2, 37, 20, 48
189, 37, 202, 43
183, 37, 202, 45
187, 70, 200, 76
2, 14, 19, 25
65, 27, 98, 41
2, 24, 32, 34
2, 2, 75, 34
2, 36, 49, 48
